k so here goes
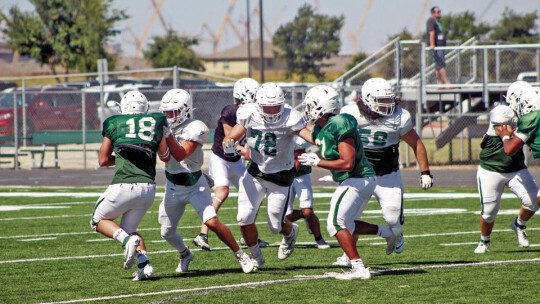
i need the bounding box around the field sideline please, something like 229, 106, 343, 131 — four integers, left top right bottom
1, 187, 540, 303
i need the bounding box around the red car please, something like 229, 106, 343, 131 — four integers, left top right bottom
0, 87, 100, 141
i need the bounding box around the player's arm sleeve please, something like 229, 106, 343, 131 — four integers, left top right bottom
514, 114, 537, 143
335, 115, 358, 143
236, 106, 251, 129
399, 109, 414, 136
185, 121, 210, 144
289, 109, 308, 132
218, 105, 238, 127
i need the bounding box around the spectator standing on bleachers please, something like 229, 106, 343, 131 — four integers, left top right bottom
427, 6, 451, 87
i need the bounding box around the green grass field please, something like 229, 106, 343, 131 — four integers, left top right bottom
1, 187, 540, 303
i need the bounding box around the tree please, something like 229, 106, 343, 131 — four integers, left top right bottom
489, 8, 539, 43
440, 11, 491, 42
0, 0, 126, 80
272, 4, 344, 81
143, 30, 205, 70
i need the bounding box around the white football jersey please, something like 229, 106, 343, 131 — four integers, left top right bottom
294, 135, 312, 150
340, 104, 413, 149
166, 118, 209, 174
237, 103, 306, 173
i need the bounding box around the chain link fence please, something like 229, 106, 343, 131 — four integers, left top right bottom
1, 41, 540, 169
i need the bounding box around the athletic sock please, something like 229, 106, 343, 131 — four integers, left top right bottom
314, 235, 323, 242
248, 244, 262, 258
113, 229, 129, 245
136, 250, 148, 264
376, 225, 393, 238
480, 235, 490, 242
180, 248, 191, 258
350, 258, 365, 268
516, 217, 528, 227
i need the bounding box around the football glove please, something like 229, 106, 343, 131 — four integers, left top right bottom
420, 171, 433, 190
298, 152, 320, 167
223, 139, 241, 157
163, 125, 172, 138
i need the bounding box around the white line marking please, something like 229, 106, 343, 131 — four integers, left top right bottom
19, 237, 57, 242
33, 257, 540, 304
440, 242, 479, 246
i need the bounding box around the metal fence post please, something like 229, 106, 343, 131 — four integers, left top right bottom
482, 48, 489, 108
395, 39, 401, 94
21, 79, 27, 147
418, 42, 426, 140
173, 65, 178, 89
13, 91, 19, 170
536, 48, 540, 81
82, 91, 87, 169
495, 43, 500, 83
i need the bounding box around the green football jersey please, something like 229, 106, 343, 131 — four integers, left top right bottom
312, 114, 375, 183
479, 135, 526, 173
516, 111, 540, 159
102, 113, 168, 184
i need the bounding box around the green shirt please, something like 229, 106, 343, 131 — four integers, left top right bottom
312, 114, 375, 183
102, 113, 168, 184
479, 135, 526, 173
516, 111, 540, 159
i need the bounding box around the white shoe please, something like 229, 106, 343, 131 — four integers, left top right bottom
316, 238, 330, 249
236, 252, 257, 273
278, 224, 299, 260
305, 219, 313, 234
176, 250, 194, 273
510, 219, 529, 248
385, 227, 402, 255
335, 266, 371, 280
132, 263, 154, 281
252, 252, 265, 269
332, 252, 351, 267
474, 241, 490, 254
193, 234, 210, 251
394, 232, 404, 254
239, 237, 270, 248
123, 235, 141, 270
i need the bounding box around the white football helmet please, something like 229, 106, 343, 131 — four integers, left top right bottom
506, 80, 532, 116
302, 85, 340, 124
233, 78, 260, 105
490, 104, 517, 128
120, 91, 149, 114
361, 77, 396, 116
256, 83, 285, 123
159, 89, 193, 126
519, 86, 540, 116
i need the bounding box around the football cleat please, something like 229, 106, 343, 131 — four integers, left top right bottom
335, 266, 371, 280
385, 227, 402, 255
132, 263, 154, 281
176, 249, 194, 273
193, 234, 211, 251
252, 252, 265, 269
236, 252, 257, 273
123, 235, 141, 270
278, 224, 299, 260
332, 252, 351, 267
394, 232, 404, 254
238, 237, 270, 248
474, 240, 490, 254
510, 219, 529, 248
316, 238, 330, 249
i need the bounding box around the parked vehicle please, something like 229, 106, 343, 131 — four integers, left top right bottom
82, 84, 163, 121
517, 71, 538, 83
0, 87, 99, 141
141, 77, 218, 89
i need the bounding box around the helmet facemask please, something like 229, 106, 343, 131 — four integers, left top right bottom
255, 83, 286, 123
159, 89, 192, 128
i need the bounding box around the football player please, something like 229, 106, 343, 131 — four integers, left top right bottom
158, 89, 256, 274
286, 135, 330, 249
193, 78, 268, 250
222, 82, 314, 269
91, 91, 170, 281
338, 77, 432, 260
494, 84, 540, 248
299, 85, 400, 280
475, 103, 539, 253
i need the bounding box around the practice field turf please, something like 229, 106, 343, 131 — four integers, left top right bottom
1, 187, 539, 303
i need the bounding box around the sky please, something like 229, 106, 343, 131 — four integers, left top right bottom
1, 0, 539, 57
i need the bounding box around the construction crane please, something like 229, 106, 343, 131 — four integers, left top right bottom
200, 0, 239, 54
125, 0, 168, 58
412, 0, 431, 37
343, 0, 374, 54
